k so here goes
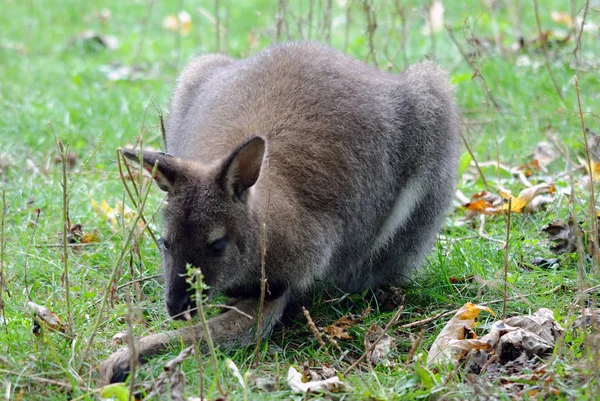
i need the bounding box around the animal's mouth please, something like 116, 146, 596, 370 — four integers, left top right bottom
167, 287, 213, 320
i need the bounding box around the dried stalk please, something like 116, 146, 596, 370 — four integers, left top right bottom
192, 269, 224, 395
117, 149, 159, 247
22, 208, 40, 302
254, 160, 271, 367
342, 305, 403, 375
503, 197, 512, 318
446, 26, 501, 110
362, 0, 378, 65
215, 0, 221, 52
532, 0, 564, 101
50, 122, 74, 334
459, 118, 489, 189
575, 76, 599, 269
571, 0, 590, 69
0, 190, 7, 338
302, 307, 329, 352
79, 161, 156, 371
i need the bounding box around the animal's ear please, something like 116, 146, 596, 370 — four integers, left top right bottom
219, 136, 266, 201
121, 148, 177, 192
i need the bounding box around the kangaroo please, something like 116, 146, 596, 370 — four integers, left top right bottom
100, 42, 459, 383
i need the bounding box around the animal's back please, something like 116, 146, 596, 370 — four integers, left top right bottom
166, 42, 459, 293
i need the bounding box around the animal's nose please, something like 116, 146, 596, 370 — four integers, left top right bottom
166, 295, 193, 320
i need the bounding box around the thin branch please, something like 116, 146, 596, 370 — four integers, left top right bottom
0, 190, 8, 340
79, 161, 156, 372
50, 122, 74, 333
342, 305, 404, 376
459, 117, 489, 189
446, 25, 501, 110
117, 149, 159, 247
532, 0, 564, 101
254, 158, 271, 367
575, 76, 599, 268
22, 208, 40, 302
571, 0, 590, 68
503, 198, 512, 318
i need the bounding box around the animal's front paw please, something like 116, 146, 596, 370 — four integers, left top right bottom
99, 347, 132, 384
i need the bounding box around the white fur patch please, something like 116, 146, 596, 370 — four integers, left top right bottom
371, 178, 425, 254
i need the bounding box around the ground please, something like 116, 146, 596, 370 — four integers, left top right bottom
1, 0, 600, 400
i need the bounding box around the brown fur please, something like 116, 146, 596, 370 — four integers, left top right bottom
100, 42, 459, 383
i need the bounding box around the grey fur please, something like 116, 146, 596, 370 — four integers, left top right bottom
101, 42, 459, 383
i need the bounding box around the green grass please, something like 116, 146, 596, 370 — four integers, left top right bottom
1, 0, 600, 399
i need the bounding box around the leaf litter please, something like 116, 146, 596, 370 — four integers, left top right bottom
428, 303, 565, 396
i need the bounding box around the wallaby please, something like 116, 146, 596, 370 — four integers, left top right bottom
100, 42, 459, 383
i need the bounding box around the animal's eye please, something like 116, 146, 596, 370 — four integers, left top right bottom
209, 237, 228, 256
158, 237, 171, 250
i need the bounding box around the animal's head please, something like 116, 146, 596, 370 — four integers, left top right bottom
122, 136, 266, 319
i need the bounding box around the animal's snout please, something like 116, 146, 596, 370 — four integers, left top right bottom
166, 294, 194, 320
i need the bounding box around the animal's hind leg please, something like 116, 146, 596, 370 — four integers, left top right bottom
368, 195, 448, 291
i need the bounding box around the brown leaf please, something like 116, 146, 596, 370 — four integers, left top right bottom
500, 183, 555, 213
367, 326, 395, 366
287, 366, 344, 393
541, 218, 578, 254
323, 312, 367, 340
28, 301, 71, 337
427, 303, 495, 365
532, 141, 557, 170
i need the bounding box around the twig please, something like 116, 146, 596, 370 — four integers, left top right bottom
446, 25, 501, 110
575, 76, 599, 268
117, 149, 159, 247
50, 122, 74, 334
342, 305, 403, 376
532, 0, 564, 101
0, 190, 8, 339
215, 0, 221, 52
124, 290, 137, 401
22, 208, 40, 302
459, 117, 489, 189
0, 369, 87, 391
276, 0, 288, 42
191, 268, 224, 395
397, 285, 565, 330
503, 197, 512, 317
405, 329, 424, 364
343, 4, 351, 52
132, 0, 155, 75
324, 0, 332, 44
185, 311, 204, 399
302, 307, 329, 352
79, 161, 156, 372
307, 0, 314, 40
362, 0, 378, 65
571, 0, 590, 69
116, 274, 161, 292
254, 160, 271, 367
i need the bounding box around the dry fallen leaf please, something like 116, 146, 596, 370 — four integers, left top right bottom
500, 183, 555, 213
28, 301, 72, 337
323, 312, 367, 340
551, 11, 573, 27
367, 326, 395, 366
287, 366, 343, 393
532, 141, 557, 170
163, 11, 192, 36
427, 302, 495, 365
573, 308, 600, 330
541, 218, 578, 254
140, 346, 193, 401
